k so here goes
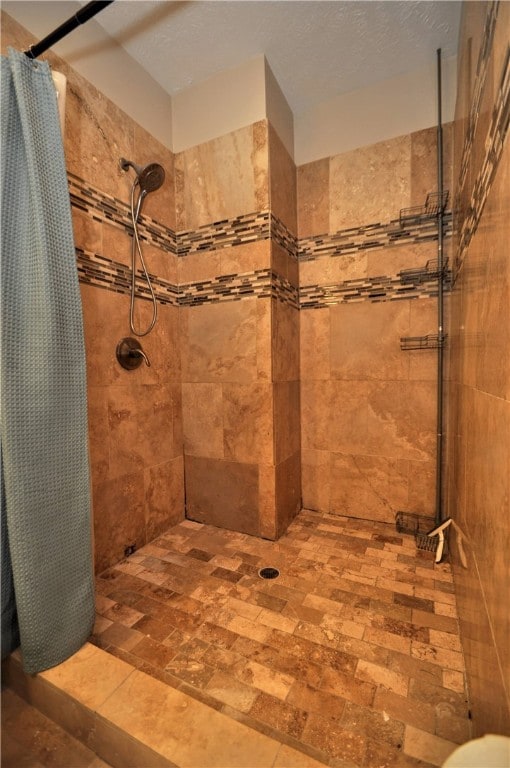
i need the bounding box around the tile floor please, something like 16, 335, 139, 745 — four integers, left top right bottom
91, 510, 471, 768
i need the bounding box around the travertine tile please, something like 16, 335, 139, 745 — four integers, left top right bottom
97, 669, 282, 767
403, 725, 457, 766
39, 644, 134, 711
85, 512, 470, 766
356, 659, 409, 696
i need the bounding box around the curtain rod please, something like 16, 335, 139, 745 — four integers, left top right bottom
24, 1, 114, 60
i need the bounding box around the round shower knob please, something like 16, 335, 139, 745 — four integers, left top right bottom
116, 337, 151, 370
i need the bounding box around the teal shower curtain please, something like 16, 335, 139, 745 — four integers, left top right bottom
1, 48, 94, 673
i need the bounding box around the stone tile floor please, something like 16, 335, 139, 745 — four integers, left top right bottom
92, 510, 471, 768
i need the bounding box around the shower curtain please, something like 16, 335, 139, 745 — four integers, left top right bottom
1, 48, 94, 674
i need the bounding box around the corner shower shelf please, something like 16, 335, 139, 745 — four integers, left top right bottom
399, 191, 450, 227
398, 257, 449, 284
395, 512, 439, 553
400, 333, 447, 351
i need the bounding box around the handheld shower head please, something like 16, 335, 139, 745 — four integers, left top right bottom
120, 158, 165, 193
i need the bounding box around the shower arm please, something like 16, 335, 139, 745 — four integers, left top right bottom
24, 1, 114, 60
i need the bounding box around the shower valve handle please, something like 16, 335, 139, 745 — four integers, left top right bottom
130, 348, 151, 367
116, 337, 151, 370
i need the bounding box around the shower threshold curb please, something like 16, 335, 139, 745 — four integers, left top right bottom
2, 642, 318, 768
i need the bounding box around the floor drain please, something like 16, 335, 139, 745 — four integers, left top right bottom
258, 567, 280, 580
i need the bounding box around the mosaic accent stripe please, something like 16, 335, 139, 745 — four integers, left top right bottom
68, 172, 177, 255
300, 272, 449, 310
455, 40, 510, 278
298, 213, 452, 262
458, 1, 499, 193
69, 172, 450, 267
76, 248, 179, 306
76, 245, 441, 311
177, 212, 270, 256
179, 269, 272, 305
271, 214, 298, 259
69, 172, 450, 311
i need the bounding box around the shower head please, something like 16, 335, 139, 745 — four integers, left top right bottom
120, 158, 165, 193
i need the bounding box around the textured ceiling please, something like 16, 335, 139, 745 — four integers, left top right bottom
87, 0, 461, 115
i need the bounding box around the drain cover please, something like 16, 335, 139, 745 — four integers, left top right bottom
258, 567, 280, 580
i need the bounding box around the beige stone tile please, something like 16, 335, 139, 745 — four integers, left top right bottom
269, 122, 297, 234
329, 453, 408, 524
274, 381, 301, 463
223, 382, 274, 463
178, 251, 222, 284
205, 670, 259, 712
366, 240, 437, 282
184, 456, 260, 536
233, 659, 295, 701
410, 642, 465, 672
273, 743, 328, 768
272, 299, 300, 382
259, 463, 276, 540
299, 252, 368, 288
92, 473, 146, 573
403, 725, 457, 766
329, 134, 411, 231
301, 449, 330, 513
355, 659, 409, 696
106, 384, 175, 476
364, 626, 411, 655
97, 669, 281, 767
181, 300, 258, 384
366, 380, 436, 462
258, 608, 299, 634
433, 601, 458, 618
299, 308, 330, 381
410, 126, 442, 207
182, 382, 224, 457
302, 713, 367, 764
328, 381, 371, 454
227, 615, 272, 644
256, 299, 272, 382
373, 687, 435, 733
145, 456, 185, 541
330, 301, 410, 381
221, 240, 271, 274
275, 451, 302, 537
297, 158, 329, 239
428, 629, 463, 653
226, 596, 263, 622
175, 124, 261, 231
442, 670, 465, 694
40, 644, 133, 711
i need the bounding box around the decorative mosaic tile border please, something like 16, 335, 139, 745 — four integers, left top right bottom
69, 175, 450, 311
180, 268, 272, 305
454, 40, 510, 278
76, 250, 299, 310
298, 213, 452, 262
177, 212, 270, 256
458, 1, 499, 194
68, 172, 177, 255
300, 272, 449, 310
76, 248, 179, 306
271, 214, 298, 259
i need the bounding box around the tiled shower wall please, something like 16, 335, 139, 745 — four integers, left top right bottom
1, 13, 184, 574
446, 0, 510, 734
177, 121, 301, 540
297, 127, 452, 524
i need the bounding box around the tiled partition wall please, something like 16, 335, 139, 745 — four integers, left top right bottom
1, 14, 185, 574
177, 121, 301, 539
297, 127, 453, 524
446, 0, 510, 734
